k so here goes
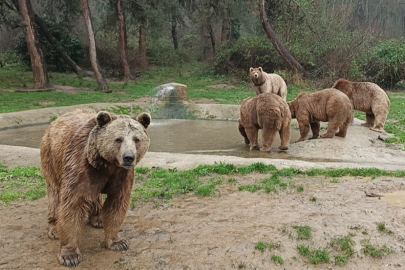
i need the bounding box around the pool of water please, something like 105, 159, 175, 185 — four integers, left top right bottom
0, 119, 301, 159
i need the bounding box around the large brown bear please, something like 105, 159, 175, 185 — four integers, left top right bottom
40, 109, 151, 267
332, 79, 391, 132
238, 93, 291, 151
250, 67, 288, 101
288, 88, 353, 142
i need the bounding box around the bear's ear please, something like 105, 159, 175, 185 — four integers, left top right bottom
96, 111, 112, 127
249, 67, 253, 72
136, 113, 151, 129
258, 67, 262, 72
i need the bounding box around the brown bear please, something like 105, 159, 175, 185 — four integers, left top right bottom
238, 93, 291, 151
250, 67, 288, 101
40, 109, 151, 267
332, 79, 391, 132
288, 88, 353, 142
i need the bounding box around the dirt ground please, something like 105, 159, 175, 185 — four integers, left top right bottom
1, 103, 405, 270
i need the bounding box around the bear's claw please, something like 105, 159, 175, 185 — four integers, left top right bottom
59, 249, 82, 267
109, 239, 129, 251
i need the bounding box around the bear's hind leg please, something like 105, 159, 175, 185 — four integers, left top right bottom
321, 120, 339, 138
88, 194, 104, 228
245, 126, 259, 150
335, 118, 351, 138
371, 105, 388, 132
260, 126, 277, 152
297, 121, 310, 142
309, 122, 320, 139
361, 113, 375, 128
46, 184, 60, 239
278, 121, 290, 150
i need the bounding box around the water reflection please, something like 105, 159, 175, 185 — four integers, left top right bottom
0, 119, 301, 159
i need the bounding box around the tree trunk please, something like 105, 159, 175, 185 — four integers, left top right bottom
208, 24, 216, 56
138, 21, 148, 71
259, 0, 306, 75
17, 0, 51, 89
81, 0, 109, 91
221, 2, 228, 46
117, 0, 134, 80
34, 14, 90, 78
171, 15, 179, 50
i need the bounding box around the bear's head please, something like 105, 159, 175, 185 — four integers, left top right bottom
332, 79, 352, 97
250, 67, 264, 85
86, 111, 151, 170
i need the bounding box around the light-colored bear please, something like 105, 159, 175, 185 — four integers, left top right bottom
332, 79, 391, 132
250, 67, 287, 101
238, 93, 291, 151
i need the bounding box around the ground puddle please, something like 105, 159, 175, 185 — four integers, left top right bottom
380, 191, 405, 208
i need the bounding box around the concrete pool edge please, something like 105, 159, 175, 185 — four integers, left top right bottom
0, 102, 241, 130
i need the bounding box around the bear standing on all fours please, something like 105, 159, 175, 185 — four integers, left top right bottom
238, 93, 291, 152
288, 88, 354, 142
332, 79, 391, 132
40, 109, 151, 267
250, 67, 288, 101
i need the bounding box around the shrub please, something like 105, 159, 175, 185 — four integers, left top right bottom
362, 38, 405, 87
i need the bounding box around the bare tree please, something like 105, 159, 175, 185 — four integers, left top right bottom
117, 0, 134, 80
15, 0, 52, 89
81, 0, 108, 91
259, 0, 306, 75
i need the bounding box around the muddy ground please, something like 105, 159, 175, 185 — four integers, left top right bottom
1, 102, 405, 270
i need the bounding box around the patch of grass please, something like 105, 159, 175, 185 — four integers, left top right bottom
262, 174, 288, 194
254, 241, 282, 253
297, 245, 330, 265
237, 162, 276, 175
293, 226, 312, 240
0, 164, 45, 205
361, 239, 394, 258
330, 234, 355, 266
310, 196, 317, 202
270, 254, 284, 265
238, 185, 262, 193
377, 222, 394, 235
330, 178, 340, 183
297, 186, 304, 192
195, 184, 218, 197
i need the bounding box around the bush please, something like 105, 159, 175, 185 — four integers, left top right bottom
214, 36, 286, 81
360, 39, 405, 88
15, 18, 85, 72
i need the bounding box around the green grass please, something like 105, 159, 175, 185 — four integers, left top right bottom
361, 239, 394, 258
270, 254, 284, 265
293, 226, 312, 240
330, 234, 355, 266
0, 164, 45, 205
377, 222, 394, 235
297, 245, 330, 265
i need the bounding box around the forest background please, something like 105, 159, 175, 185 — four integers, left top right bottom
0, 0, 405, 92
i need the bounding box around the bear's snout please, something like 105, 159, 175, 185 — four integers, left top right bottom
123, 153, 135, 168
253, 73, 259, 78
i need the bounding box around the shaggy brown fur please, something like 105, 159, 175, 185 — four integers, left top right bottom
288, 88, 353, 142
250, 67, 288, 101
238, 93, 291, 151
332, 79, 391, 132
40, 109, 151, 267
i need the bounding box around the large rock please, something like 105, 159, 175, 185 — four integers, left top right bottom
155, 83, 188, 102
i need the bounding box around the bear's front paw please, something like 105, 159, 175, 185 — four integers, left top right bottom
108, 238, 129, 251
250, 145, 260, 151
59, 248, 82, 267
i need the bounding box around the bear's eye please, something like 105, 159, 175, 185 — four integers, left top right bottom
115, 138, 123, 144
134, 138, 140, 144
